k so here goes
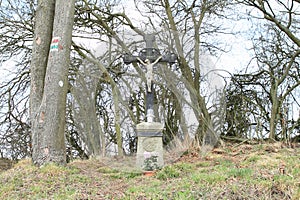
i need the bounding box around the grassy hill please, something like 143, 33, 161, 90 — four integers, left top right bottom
0, 142, 299, 199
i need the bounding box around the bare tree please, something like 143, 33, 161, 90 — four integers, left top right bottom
140, 0, 232, 150
75, 0, 232, 152
236, 0, 300, 140
70, 61, 103, 157
0, 0, 34, 159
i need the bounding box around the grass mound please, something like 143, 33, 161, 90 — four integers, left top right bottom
0, 142, 299, 199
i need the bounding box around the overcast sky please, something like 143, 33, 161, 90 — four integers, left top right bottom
0, 1, 254, 86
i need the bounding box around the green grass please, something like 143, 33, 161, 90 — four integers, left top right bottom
243, 154, 260, 163
227, 167, 253, 179
0, 143, 299, 199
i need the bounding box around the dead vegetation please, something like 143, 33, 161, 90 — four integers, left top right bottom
0, 158, 14, 172
0, 142, 299, 199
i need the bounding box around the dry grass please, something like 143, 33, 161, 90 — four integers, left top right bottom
0, 142, 299, 199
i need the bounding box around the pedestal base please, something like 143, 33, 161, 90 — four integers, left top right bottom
136, 122, 164, 170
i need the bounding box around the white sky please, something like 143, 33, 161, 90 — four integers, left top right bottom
214, 34, 253, 75
0, 59, 19, 81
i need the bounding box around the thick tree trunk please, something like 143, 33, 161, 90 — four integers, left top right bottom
30, 0, 55, 124
32, 0, 75, 166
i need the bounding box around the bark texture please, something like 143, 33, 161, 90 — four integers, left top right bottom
72, 63, 102, 157
30, 0, 55, 123
32, 0, 75, 166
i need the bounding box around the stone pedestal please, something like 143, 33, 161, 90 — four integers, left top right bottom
136, 122, 164, 170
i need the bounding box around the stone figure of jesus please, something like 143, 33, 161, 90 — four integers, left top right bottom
137, 56, 162, 92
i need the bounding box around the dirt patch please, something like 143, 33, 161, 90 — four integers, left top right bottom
68, 159, 135, 199
0, 158, 13, 171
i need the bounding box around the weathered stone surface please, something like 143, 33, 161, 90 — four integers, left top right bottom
136, 122, 164, 170
136, 122, 164, 137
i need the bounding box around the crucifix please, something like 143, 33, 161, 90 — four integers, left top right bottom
123, 34, 176, 122
124, 34, 176, 170
136, 56, 162, 93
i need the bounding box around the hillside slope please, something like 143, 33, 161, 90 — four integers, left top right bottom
0, 142, 299, 199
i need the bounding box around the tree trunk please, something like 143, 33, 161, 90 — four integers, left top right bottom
72, 63, 102, 157
30, 0, 55, 125
32, 0, 75, 166
269, 84, 279, 140
112, 84, 123, 157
